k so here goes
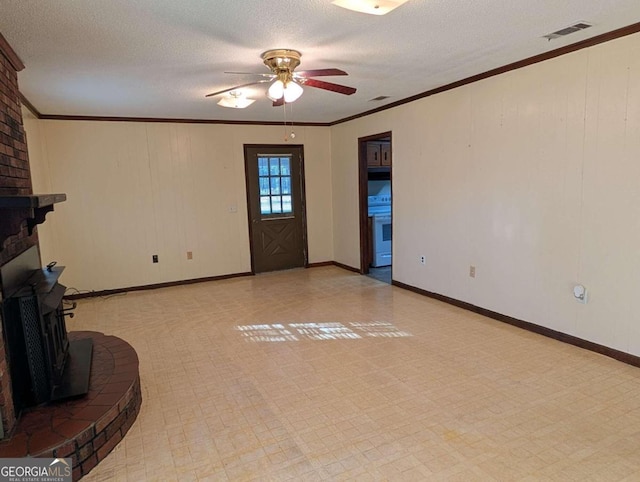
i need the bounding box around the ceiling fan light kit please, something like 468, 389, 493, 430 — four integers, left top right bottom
267, 79, 304, 103
331, 0, 409, 15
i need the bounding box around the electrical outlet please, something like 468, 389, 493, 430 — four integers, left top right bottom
420, 255, 426, 265
469, 265, 476, 278
573, 285, 588, 304
187, 251, 193, 260
152, 255, 158, 263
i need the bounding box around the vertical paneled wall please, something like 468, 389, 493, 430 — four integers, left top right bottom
24, 121, 334, 292
331, 32, 640, 356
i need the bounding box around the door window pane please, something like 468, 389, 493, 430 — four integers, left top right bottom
260, 196, 271, 214
270, 177, 281, 195
271, 196, 282, 214
269, 158, 280, 175
282, 195, 292, 213
258, 158, 269, 176
281, 177, 291, 195
258, 155, 294, 217
259, 178, 270, 195
280, 158, 290, 175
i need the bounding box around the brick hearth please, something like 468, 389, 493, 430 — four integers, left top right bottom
0, 331, 142, 480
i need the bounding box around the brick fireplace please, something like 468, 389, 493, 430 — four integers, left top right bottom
0, 30, 37, 436
0, 32, 142, 479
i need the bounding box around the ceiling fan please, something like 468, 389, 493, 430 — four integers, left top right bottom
205, 49, 357, 106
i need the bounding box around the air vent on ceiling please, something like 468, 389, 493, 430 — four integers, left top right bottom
370, 96, 390, 101
543, 22, 592, 41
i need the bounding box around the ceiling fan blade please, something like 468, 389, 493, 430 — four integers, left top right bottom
272, 97, 285, 107
295, 68, 348, 78
300, 78, 357, 95
205, 79, 271, 97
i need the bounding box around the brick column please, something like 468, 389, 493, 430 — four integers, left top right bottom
0, 31, 36, 436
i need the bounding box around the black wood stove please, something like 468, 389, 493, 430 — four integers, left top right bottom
1, 246, 92, 412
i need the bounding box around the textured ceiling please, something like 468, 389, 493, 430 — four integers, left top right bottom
2, 0, 640, 123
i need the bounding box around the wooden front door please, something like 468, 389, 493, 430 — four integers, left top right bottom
244, 145, 307, 273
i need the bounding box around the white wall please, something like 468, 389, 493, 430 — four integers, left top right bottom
331, 32, 640, 355
24, 119, 333, 291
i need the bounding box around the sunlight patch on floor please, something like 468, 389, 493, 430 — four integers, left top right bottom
236, 321, 412, 342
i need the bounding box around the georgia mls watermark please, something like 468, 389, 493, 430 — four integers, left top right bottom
0, 458, 72, 482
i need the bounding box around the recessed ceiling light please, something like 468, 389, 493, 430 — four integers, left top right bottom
331, 0, 409, 16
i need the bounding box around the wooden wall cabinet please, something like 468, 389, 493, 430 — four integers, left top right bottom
367, 142, 391, 167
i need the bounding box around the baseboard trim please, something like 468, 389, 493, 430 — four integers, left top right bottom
307, 261, 335, 268
307, 260, 360, 273
332, 261, 361, 274
65, 271, 253, 300
67, 262, 357, 299
392, 280, 640, 369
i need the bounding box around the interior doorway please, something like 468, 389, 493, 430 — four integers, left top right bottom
358, 132, 392, 283
244, 145, 308, 273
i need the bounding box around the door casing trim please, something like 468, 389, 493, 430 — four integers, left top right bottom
358, 132, 392, 274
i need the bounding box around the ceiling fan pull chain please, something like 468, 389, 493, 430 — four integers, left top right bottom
283, 100, 288, 141
289, 101, 296, 139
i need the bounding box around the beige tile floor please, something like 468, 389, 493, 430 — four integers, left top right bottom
73, 266, 640, 481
